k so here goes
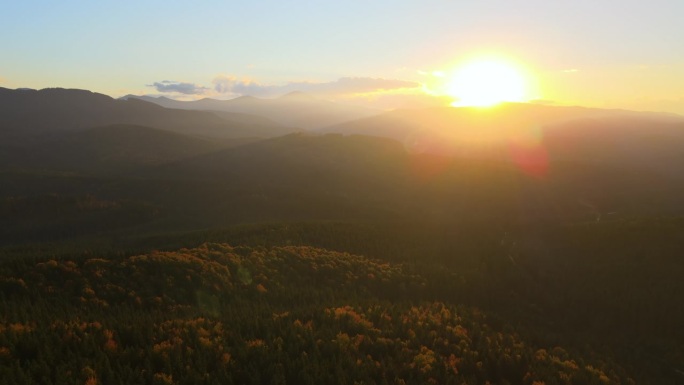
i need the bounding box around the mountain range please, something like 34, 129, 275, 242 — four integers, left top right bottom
121, 91, 379, 129
2, 87, 683, 215
0, 87, 298, 140
321, 102, 684, 176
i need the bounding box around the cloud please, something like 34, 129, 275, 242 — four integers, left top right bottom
147, 80, 209, 95
144, 75, 425, 109
212, 75, 419, 98
212, 76, 271, 96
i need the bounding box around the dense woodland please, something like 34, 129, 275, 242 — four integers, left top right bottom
1, 88, 684, 384
0, 243, 645, 384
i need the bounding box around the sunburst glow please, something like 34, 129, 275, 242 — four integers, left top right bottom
447, 58, 532, 107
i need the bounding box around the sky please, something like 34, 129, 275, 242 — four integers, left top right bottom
1, 0, 683, 113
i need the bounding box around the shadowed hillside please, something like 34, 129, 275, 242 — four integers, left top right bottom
2, 132, 684, 245
157, 133, 684, 223
1, 124, 240, 174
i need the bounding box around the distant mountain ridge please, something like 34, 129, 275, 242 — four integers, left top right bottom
0, 87, 298, 139
122, 92, 380, 129
0, 87, 301, 174
320, 102, 684, 178
321, 102, 683, 142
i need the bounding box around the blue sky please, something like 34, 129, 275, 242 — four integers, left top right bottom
1, 0, 683, 112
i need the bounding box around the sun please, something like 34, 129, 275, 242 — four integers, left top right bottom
447, 58, 531, 107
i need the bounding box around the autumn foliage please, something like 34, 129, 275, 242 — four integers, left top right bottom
0, 243, 633, 384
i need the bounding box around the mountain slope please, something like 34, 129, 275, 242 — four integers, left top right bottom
11, 124, 245, 174
157, 132, 684, 223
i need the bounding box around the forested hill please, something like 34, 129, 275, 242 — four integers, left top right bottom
0, 243, 633, 385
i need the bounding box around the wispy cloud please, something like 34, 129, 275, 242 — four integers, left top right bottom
147, 80, 209, 95
212, 76, 419, 98
141, 75, 427, 109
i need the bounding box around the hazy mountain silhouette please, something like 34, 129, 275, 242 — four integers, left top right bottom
0, 87, 298, 140
123, 92, 380, 129
320, 102, 684, 177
